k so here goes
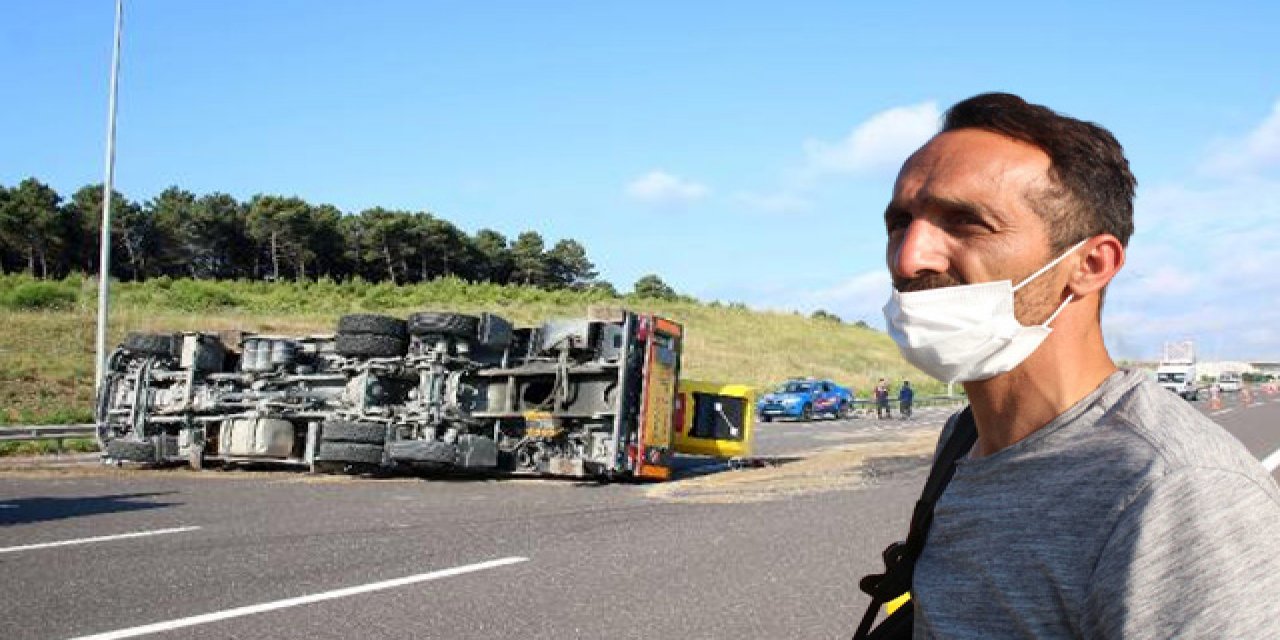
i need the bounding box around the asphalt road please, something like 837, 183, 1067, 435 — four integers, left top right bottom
0, 396, 1276, 640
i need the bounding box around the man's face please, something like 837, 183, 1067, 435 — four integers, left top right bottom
885, 129, 1064, 325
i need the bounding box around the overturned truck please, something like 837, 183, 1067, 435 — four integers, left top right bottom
97, 308, 752, 480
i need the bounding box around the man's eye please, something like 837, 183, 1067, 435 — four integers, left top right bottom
949, 215, 988, 231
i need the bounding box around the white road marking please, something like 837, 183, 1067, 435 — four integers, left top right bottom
1211, 408, 1234, 416
1262, 448, 1280, 473
0, 526, 200, 555
0, 504, 17, 509
67, 556, 530, 640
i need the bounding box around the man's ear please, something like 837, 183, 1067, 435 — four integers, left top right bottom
1068, 234, 1125, 297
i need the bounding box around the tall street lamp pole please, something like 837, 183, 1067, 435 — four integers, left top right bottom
95, 0, 124, 398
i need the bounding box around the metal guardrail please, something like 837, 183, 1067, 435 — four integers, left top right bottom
0, 424, 97, 452
849, 395, 966, 408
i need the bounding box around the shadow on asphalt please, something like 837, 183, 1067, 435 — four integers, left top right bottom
0, 492, 179, 527
667, 454, 804, 480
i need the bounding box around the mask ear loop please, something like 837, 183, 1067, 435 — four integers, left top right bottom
1011, 238, 1090, 293
1013, 238, 1089, 327
1042, 293, 1074, 327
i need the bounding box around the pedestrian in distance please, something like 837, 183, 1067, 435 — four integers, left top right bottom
874, 378, 891, 419
855, 92, 1280, 639
897, 380, 914, 419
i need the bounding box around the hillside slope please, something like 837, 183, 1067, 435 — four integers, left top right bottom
0, 275, 935, 424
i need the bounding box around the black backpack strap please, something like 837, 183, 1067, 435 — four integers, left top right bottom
853, 406, 978, 639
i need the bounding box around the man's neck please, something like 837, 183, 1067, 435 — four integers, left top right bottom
961, 333, 1118, 457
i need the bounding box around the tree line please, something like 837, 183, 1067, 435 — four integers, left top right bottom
0, 177, 634, 293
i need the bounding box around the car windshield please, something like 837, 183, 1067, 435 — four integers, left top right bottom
1157, 373, 1185, 383
780, 382, 813, 393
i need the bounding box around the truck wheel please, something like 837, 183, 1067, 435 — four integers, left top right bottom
124, 332, 180, 358
407, 312, 479, 338
106, 438, 157, 462
321, 420, 387, 444
315, 441, 385, 466
334, 333, 407, 358
801, 404, 813, 421
337, 314, 407, 338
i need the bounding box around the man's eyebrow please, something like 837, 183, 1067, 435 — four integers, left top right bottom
884, 195, 994, 222
919, 194, 993, 219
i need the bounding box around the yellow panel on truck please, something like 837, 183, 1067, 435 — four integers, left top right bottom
672, 380, 754, 459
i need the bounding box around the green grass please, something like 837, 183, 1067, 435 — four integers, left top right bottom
0, 438, 98, 456
0, 274, 942, 429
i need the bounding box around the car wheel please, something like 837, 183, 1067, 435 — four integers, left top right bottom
801, 404, 812, 421
760, 415, 772, 423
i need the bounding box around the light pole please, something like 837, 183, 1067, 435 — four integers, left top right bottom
94, 0, 124, 397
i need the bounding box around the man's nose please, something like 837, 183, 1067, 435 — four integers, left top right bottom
889, 219, 949, 280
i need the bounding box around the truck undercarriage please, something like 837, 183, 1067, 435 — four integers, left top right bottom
96, 307, 708, 480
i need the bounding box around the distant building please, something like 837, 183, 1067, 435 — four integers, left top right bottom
1197, 361, 1255, 379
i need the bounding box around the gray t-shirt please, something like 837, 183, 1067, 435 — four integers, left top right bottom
914, 369, 1280, 638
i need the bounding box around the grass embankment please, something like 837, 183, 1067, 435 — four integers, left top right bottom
0, 274, 937, 443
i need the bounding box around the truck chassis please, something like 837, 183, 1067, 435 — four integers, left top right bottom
96, 308, 684, 480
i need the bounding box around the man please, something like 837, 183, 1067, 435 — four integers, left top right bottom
875, 378, 891, 419
879, 93, 1280, 637
897, 380, 913, 419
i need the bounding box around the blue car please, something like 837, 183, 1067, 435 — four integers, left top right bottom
757, 378, 855, 422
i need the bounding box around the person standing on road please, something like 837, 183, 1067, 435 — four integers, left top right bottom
865, 92, 1280, 637
897, 380, 914, 419
874, 378, 891, 419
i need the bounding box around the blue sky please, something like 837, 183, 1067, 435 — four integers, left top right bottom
2, 1, 1278, 360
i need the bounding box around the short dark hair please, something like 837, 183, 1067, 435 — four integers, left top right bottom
941, 93, 1136, 250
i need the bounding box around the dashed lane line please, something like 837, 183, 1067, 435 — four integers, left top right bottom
1262, 448, 1280, 474
65, 556, 530, 640
0, 526, 200, 555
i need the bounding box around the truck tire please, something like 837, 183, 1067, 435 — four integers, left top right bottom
124, 332, 180, 358
321, 420, 387, 445
388, 439, 457, 464
407, 312, 479, 338
337, 314, 407, 338
334, 333, 406, 358
315, 441, 385, 466
106, 438, 157, 462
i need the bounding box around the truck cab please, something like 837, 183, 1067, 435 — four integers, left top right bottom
1156, 364, 1198, 400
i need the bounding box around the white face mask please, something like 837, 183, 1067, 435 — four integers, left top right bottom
882, 239, 1087, 383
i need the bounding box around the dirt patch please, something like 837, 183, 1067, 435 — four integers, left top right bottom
646, 426, 941, 504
